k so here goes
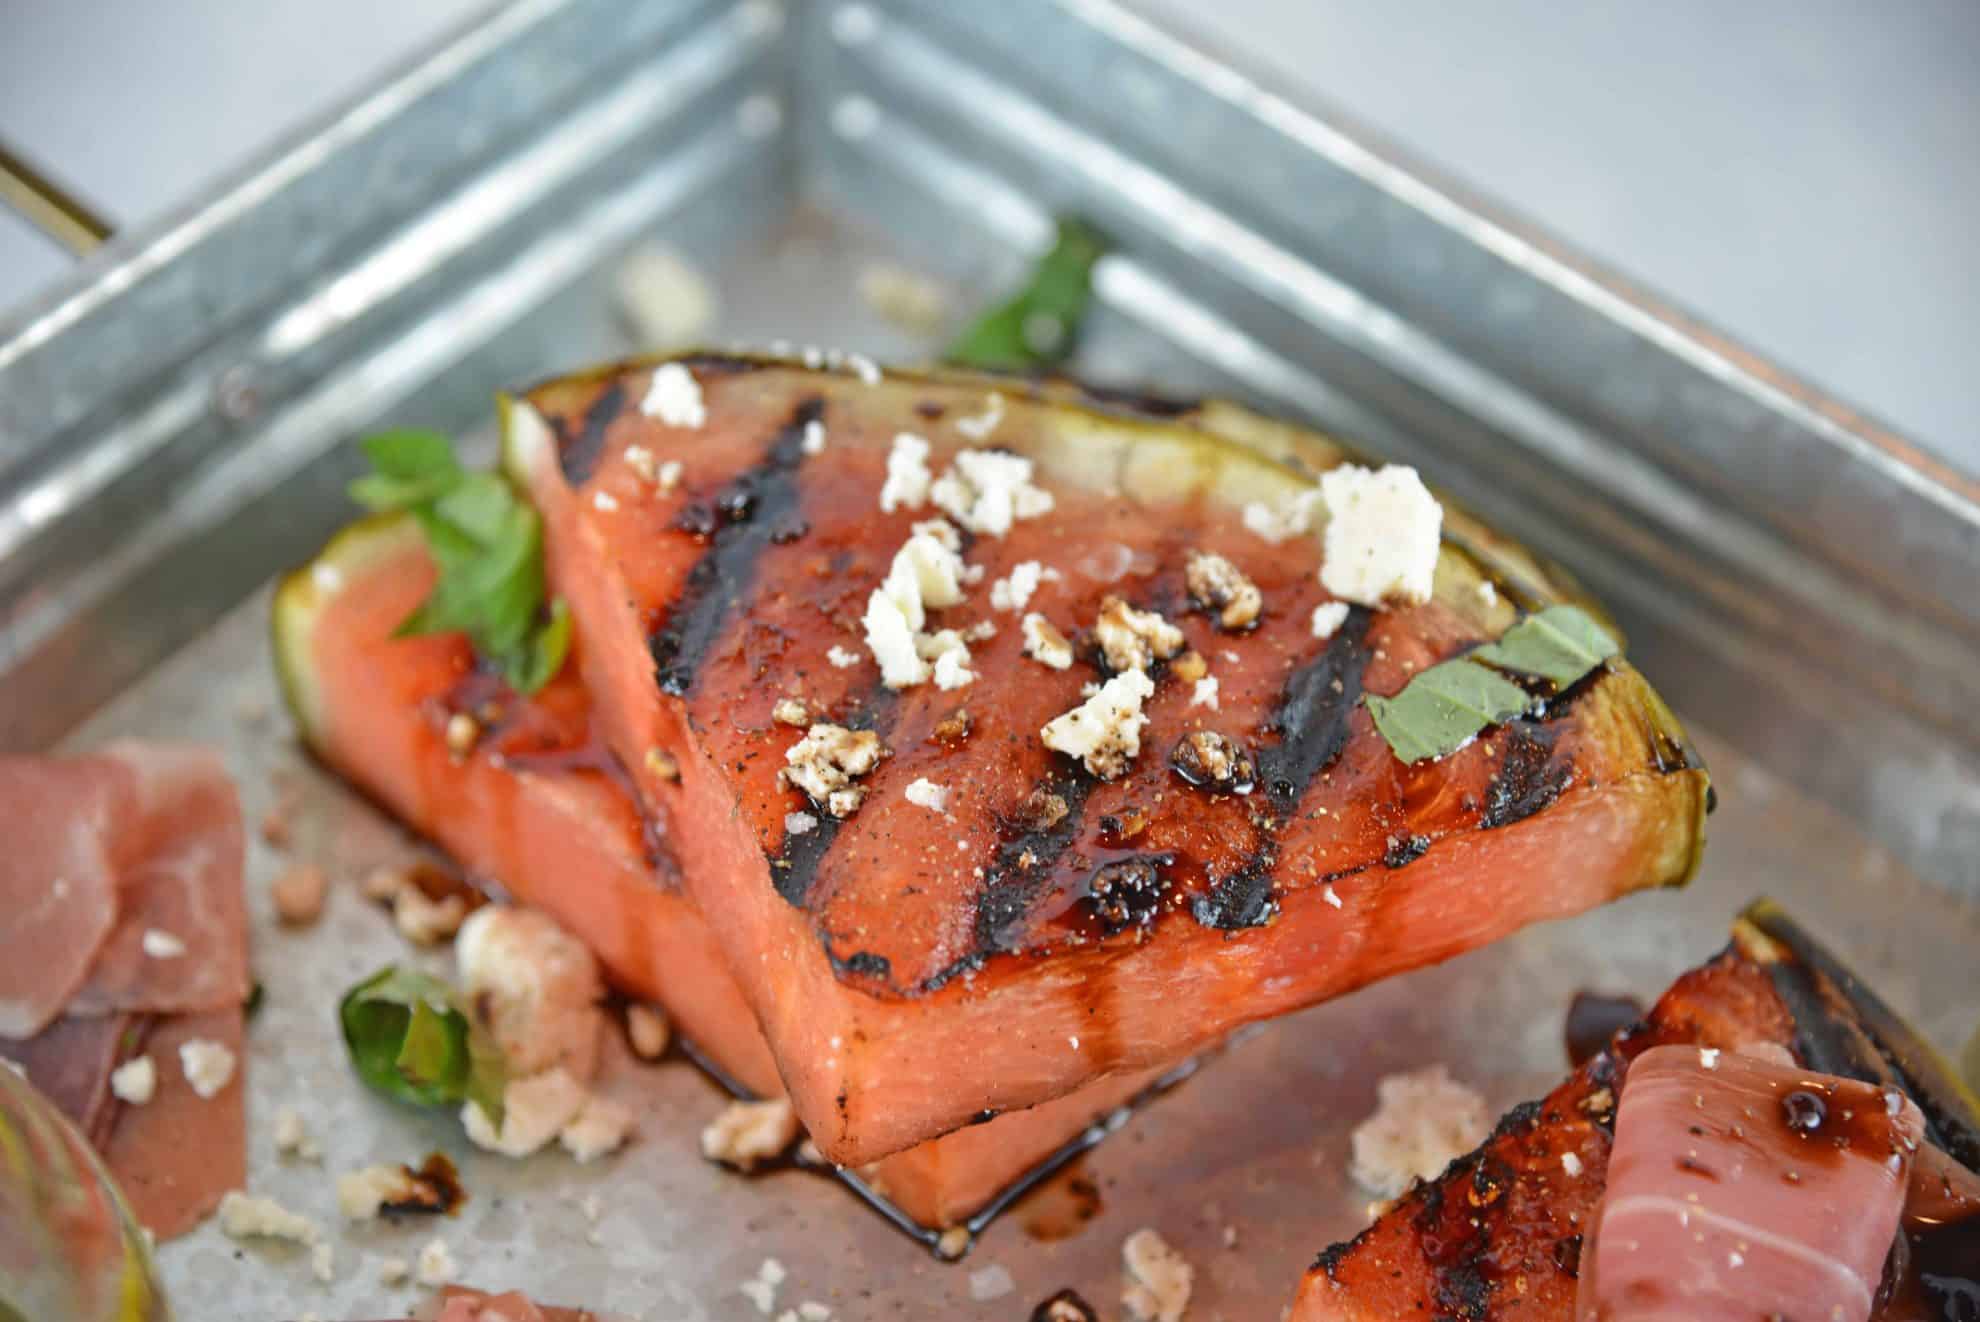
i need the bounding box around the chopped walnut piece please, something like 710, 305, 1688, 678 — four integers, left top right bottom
782, 723, 887, 817
1092, 596, 1185, 674
1121, 1228, 1194, 1322
626, 1004, 670, 1060
1185, 550, 1262, 630
444, 712, 481, 758
701, 1097, 800, 1170
929, 707, 973, 744
393, 889, 467, 946
271, 863, 327, 927
1170, 650, 1208, 684
771, 697, 810, 727
1017, 787, 1071, 832
1170, 731, 1256, 793
645, 747, 681, 782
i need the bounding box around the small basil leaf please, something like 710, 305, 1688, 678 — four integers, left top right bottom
338, 966, 505, 1124
503, 599, 573, 696
1472, 605, 1620, 686
1364, 659, 1532, 764
348, 470, 461, 514
946, 217, 1108, 372
432, 472, 517, 548
361, 429, 461, 482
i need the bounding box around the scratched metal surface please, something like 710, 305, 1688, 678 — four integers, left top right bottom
2, 0, 1976, 1317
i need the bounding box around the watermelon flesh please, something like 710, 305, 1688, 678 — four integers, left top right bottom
275, 515, 1164, 1229
505, 356, 1711, 1166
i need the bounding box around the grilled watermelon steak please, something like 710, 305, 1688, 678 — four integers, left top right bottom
272, 514, 1166, 1230
504, 354, 1711, 1166
1292, 904, 1980, 1321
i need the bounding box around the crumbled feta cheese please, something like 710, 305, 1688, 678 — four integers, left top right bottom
378, 1257, 409, 1286
879, 432, 933, 512
771, 697, 810, 726
1323, 883, 1343, 909
1561, 1150, 1584, 1178
1185, 550, 1262, 630
784, 810, 819, 837
1093, 596, 1185, 673
1476, 579, 1498, 607
640, 362, 707, 428
932, 646, 975, 691
591, 489, 619, 512
865, 519, 974, 689
954, 392, 1005, 441
657, 459, 684, 490
846, 352, 883, 386
393, 887, 468, 946
273, 1105, 320, 1161
456, 906, 605, 1080
905, 778, 949, 812
963, 618, 998, 642
1348, 1065, 1489, 1199
701, 1097, 799, 1170
740, 1280, 778, 1316
798, 1301, 835, 1321
415, 1237, 457, 1287
1241, 487, 1324, 544
140, 928, 186, 959
930, 448, 1055, 536
337, 1164, 420, 1221
624, 444, 658, 482
864, 592, 927, 689
968, 1264, 1015, 1302
759, 1259, 788, 1287
461, 1067, 590, 1158
219, 1192, 319, 1244
311, 1241, 335, 1283
783, 723, 887, 817
1310, 601, 1351, 639
1021, 613, 1074, 670
1122, 1228, 1194, 1322
882, 526, 968, 631
110, 1055, 156, 1105
1318, 464, 1442, 608
1699, 1047, 1721, 1070
826, 644, 861, 669
1041, 668, 1155, 779
1191, 676, 1220, 710
626, 1003, 670, 1060
560, 1093, 636, 1163
179, 1038, 236, 1100
801, 419, 826, 455
613, 243, 715, 349
990, 560, 1060, 612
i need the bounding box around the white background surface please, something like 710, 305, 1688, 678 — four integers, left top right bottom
1, 0, 1975, 471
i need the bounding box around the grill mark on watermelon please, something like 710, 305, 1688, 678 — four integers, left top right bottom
1480, 721, 1573, 830
771, 687, 901, 910
647, 396, 827, 698
553, 380, 626, 485
1188, 614, 1371, 931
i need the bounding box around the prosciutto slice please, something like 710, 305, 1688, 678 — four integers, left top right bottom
0, 1012, 145, 1147
1579, 1043, 1925, 1322
69, 742, 248, 1018
101, 1007, 246, 1241
0, 754, 135, 1037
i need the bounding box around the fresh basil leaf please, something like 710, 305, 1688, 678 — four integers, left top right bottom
361, 429, 461, 482
1471, 605, 1619, 686
338, 966, 505, 1124
1364, 659, 1532, 764
946, 217, 1108, 372
354, 429, 571, 695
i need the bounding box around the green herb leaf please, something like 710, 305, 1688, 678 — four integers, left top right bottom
1471, 605, 1620, 686
338, 966, 505, 1124
351, 430, 570, 694
946, 217, 1109, 372
1364, 660, 1532, 764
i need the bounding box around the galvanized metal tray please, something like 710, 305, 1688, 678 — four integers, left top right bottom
3, 1, 1976, 1317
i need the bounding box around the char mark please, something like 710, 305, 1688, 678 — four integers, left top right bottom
1076, 381, 1201, 418
971, 777, 1096, 955
648, 396, 826, 697
554, 381, 627, 484
1481, 722, 1574, 829
1382, 833, 1431, 869
829, 948, 892, 981
1257, 609, 1372, 812
1191, 845, 1281, 931
771, 689, 898, 909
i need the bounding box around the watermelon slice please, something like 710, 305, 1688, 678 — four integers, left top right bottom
502, 354, 1710, 1166
1291, 902, 1980, 1321
273, 514, 1165, 1230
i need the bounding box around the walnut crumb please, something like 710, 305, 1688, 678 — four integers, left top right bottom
1171, 650, 1209, 684
929, 707, 973, 744
626, 1003, 670, 1060
1092, 596, 1184, 673
1185, 550, 1262, 630
444, 712, 480, 758
701, 1098, 799, 1170
1122, 1228, 1194, 1322
271, 863, 327, 926
783, 724, 888, 818
645, 747, 681, 782
393, 889, 468, 946
771, 697, 810, 726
